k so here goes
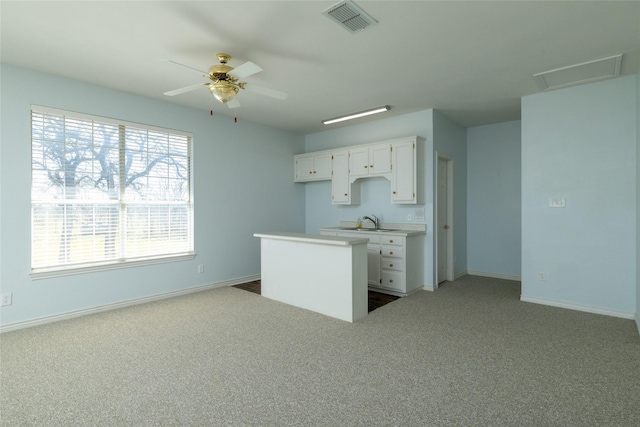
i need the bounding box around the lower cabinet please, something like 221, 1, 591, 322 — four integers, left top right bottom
379, 235, 405, 292
320, 230, 424, 296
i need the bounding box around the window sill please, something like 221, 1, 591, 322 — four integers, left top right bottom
30, 253, 196, 280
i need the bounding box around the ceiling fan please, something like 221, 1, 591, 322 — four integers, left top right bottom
164, 53, 288, 109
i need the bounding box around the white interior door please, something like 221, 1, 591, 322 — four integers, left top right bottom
437, 157, 451, 284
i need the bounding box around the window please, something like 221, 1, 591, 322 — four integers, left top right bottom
31, 106, 193, 277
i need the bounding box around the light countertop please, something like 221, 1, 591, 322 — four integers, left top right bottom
254, 232, 369, 246
320, 223, 426, 237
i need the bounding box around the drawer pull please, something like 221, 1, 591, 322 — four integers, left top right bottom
389, 239, 394, 243
389, 251, 393, 255
389, 279, 394, 283
389, 264, 394, 267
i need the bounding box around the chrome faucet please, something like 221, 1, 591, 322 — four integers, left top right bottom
362, 215, 379, 230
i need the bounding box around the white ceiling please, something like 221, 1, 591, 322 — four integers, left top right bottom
2, 1, 639, 134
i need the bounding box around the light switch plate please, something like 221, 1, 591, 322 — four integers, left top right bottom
548, 197, 566, 208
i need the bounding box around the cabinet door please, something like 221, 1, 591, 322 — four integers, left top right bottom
314, 153, 332, 180
369, 143, 391, 175
348, 146, 369, 177
294, 154, 314, 182
367, 244, 381, 287
391, 139, 417, 203
331, 151, 351, 204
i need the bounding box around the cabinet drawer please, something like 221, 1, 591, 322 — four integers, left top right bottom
382, 257, 404, 271
381, 246, 404, 258
381, 271, 404, 291
381, 235, 404, 246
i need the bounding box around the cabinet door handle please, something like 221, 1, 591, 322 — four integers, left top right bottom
370, 165, 374, 168
389, 264, 394, 268
389, 239, 394, 243
389, 251, 393, 255
364, 165, 368, 168
389, 279, 394, 283
344, 193, 348, 196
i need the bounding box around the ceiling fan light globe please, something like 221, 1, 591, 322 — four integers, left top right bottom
209, 83, 238, 104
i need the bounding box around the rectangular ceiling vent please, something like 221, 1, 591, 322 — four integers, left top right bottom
323, 1, 378, 33
533, 54, 623, 91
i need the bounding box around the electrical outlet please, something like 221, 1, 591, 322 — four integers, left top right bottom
407, 214, 412, 221
539, 272, 546, 281
1, 293, 12, 306
198, 264, 204, 274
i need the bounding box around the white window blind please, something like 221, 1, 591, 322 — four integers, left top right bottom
31, 106, 193, 275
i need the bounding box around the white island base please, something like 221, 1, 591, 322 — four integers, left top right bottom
254, 232, 368, 322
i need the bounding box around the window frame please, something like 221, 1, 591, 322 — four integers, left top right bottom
30, 105, 195, 279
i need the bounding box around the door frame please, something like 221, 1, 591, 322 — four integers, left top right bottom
435, 152, 454, 287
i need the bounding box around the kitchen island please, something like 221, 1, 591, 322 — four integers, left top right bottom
254, 232, 368, 322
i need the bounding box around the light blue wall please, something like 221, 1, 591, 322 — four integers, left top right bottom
433, 111, 468, 277
521, 75, 637, 317
0, 64, 305, 327
304, 110, 437, 286
467, 120, 521, 278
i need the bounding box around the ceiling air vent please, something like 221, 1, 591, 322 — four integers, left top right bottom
533, 54, 623, 91
323, 1, 378, 33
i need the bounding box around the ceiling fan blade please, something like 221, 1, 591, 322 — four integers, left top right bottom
242, 83, 288, 100
227, 97, 241, 109
163, 59, 206, 75
228, 61, 262, 79
163, 83, 206, 96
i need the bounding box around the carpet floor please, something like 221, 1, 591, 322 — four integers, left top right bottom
1, 275, 639, 426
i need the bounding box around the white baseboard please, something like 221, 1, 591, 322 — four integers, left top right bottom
467, 270, 521, 282
636, 312, 640, 336
520, 295, 635, 320
423, 285, 436, 292
0, 274, 261, 334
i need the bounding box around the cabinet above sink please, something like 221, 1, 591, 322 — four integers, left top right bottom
294, 136, 417, 205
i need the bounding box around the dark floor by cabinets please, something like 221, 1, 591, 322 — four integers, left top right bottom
233, 280, 399, 313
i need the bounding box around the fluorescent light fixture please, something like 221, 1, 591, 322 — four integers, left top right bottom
322, 105, 390, 125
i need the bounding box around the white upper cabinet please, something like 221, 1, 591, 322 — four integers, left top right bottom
331, 150, 360, 205
391, 137, 417, 204
294, 136, 417, 205
294, 152, 332, 182
348, 143, 391, 179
